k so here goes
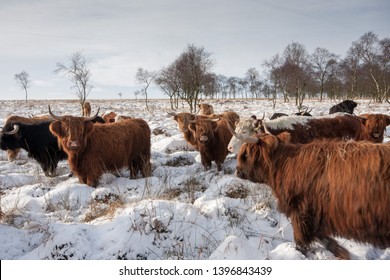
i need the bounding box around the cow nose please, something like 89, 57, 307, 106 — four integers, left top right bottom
228, 145, 233, 152
68, 140, 79, 148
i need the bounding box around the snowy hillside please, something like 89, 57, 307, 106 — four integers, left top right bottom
0, 98, 389, 260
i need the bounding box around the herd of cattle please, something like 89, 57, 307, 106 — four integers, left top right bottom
1, 99, 390, 259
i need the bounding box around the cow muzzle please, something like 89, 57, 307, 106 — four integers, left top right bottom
67, 140, 80, 150
371, 133, 382, 139
199, 135, 208, 144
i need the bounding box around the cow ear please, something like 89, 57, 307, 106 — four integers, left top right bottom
84, 121, 94, 136
49, 121, 64, 137
277, 132, 291, 143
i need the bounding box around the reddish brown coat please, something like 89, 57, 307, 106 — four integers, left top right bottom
189, 118, 232, 171
50, 117, 151, 187
198, 103, 214, 115
235, 132, 390, 259
82, 102, 91, 117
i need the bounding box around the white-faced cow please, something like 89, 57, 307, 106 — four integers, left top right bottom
235, 131, 390, 259
49, 107, 151, 187
227, 113, 385, 154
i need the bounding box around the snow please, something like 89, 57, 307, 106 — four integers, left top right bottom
0, 98, 389, 261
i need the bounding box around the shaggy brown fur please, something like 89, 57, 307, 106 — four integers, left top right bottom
358, 113, 390, 143
82, 102, 91, 117
102, 111, 117, 123
261, 114, 365, 144
235, 132, 390, 259
198, 103, 214, 115
170, 112, 198, 149
50, 117, 151, 187
209, 111, 240, 130
189, 117, 232, 171
4, 114, 54, 161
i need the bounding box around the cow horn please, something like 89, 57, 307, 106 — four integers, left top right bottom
263, 123, 271, 134
167, 112, 177, 117
84, 107, 100, 122
4, 124, 20, 135
226, 120, 259, 144
48, 105, 64, 121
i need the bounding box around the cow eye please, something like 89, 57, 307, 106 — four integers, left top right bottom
242, 130, 246, 134
240, 151, 247, 161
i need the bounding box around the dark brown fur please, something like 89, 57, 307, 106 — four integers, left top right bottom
189, 118, 232, 171
50, 117, 151, 187
260, 114, 366, 144
236, 132, 390, 259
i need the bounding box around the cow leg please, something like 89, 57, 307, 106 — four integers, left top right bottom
290, 212, 315, 258
86, 175, 98, 188
129, 162, 137, 179
201, 156, 212, 171
319, 237, 350, 260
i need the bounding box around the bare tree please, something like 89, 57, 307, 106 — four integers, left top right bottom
14, 71, 31, 103
245, 67, 263, 99
174, 44, 214, 113
55, 51, 93, 111
155, 63, 181, 109
263, 54, 283, 108
282, 42, 312, 108
351, 32, 390, 102
310, 47, 339, 101
135, 67, 157, 111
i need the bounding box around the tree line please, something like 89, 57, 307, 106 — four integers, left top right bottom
14, 31, 389, 112
137, 31, 389, 111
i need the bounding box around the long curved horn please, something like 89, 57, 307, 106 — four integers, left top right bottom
4, 124, 20, 135
48, 105, 64, 121
263, 123, 271, 134
84, 107, 100, 122
226, 120, 259, 144
167, 112, 177, 117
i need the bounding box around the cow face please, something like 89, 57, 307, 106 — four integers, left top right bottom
172, 113, 195, 133
235, 132, 290, 183
190, 119, 218, 145
227, 118, 261, 154
0, 123, 22, 151
50, 116, 94, 152
361, 114, 390, 143
198, 104, 214, 115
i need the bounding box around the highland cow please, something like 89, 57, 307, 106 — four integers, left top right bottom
329, 99, 357, 114
49, 107, 151, 187
227, 113, 374, 154
188, 117, 232, 171
235, 131, 390, 259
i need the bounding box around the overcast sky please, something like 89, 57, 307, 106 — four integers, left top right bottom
0, 0, 389, 100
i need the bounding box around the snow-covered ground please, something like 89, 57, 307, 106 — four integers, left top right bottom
0, 98, 389, 260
